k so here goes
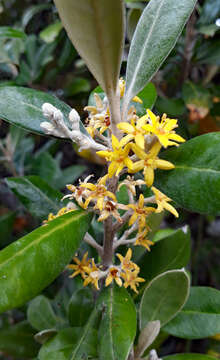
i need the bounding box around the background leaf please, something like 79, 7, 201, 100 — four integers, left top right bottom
140, 269, 190, 329
124, 0, 197, 110
164, 287, 220, 339
27, 295, 59, 331
97, 285, 137, 360
0, 210, 92, 313
155, 133, 220, 215
164, 355, 218, 360
68, 287, 94, 327
0, 27, 26, 39
6, 176, 63, 220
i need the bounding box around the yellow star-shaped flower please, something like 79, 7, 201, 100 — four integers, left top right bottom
135, 229, 154, 251
105, 267, 123, 287
117, 116, 148, 149
151, 186, 179, 218
128, 194, 155, 232
121, 268, 145, 293
131, 142, 175, 187
142, 109, 185, 148
67, 252, 90, 279
97, 135, 133, 178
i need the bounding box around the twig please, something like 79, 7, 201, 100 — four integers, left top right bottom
114, 223, 138, 249
84, 233, 103, 257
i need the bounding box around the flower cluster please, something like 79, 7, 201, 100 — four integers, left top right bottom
43, 202, 77, 225
67, 249, 144, 293
42, 78, 185, 293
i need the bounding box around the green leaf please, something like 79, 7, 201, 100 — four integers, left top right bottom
134, 83, 158, 116
0, 86, 87, 137
53, 0, 125, 97
40, 22, 63, 43
155, 133, 220, 215
156, 97, 185, 117
0, 212, 15, 245
197, 0, 220, 26
140, 269, 190, 329
127, 8, 142, 41
0, 321, 39, 358
139, 227, 191, 281
196, 40, 220, 66
68, 287, 94, 327
182, 81, 212, 109
27, 295, 58, 331
22, 4, 52, 29
6, 176, 63, 220
164, 355, 218, 360
0, 27, 26, 39
97, 285, 137, 360
124, 0, 197, 111
0, 210, 92, 313
164, 287, 220, 339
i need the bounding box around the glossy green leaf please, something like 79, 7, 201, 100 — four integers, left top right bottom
68, 287, 94, 327
0, 27, 26, 39
164, 355, 218, 360
53, 0, 125, 96
139, 227, 191, 281
155, 133, 220, 215
0, 86, 87, 136
27, 295, 58, 331
97, 285, 137, 360
0, 321, 39, 358
0, 210, 92, 313
40, 22, 63, 43
164, 287, 220, 339
140, 270, 190, 329
124, 0, 196, 111
6, 176, 63, 220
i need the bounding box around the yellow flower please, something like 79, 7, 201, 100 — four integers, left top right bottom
98, 200, 127, 223
121, 269, 145, 293
43, 204, 77, 225
64, 177, 92, 208
151, 186, 179, 218
119, 78, 143, 104
118, 176, 145, 196
117, 248, 139, 272
117, 117, 148, 149
67, 252, 90, 279
85, 107, 111, 138
142, 109, 185, 148
135, 229, 154, 251
131, 142, 175, 187
105, 266, 123, 287
81, 177, 116, 211
128, 194, 155, 232
97, 135, 133, 178
83, 259, 101, 290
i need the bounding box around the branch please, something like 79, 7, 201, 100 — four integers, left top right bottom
84, 233, 103, 256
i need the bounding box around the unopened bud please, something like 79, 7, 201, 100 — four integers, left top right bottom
40, 121, 55, 134
42, 103, 57, 119
69, 109, 80, 130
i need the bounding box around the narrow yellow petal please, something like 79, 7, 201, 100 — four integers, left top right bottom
105, 275, 113, 287
112, 134, 120, 150
108, 161, 117, 178
164, 202, 179, 218
120, 134, 134, 147
132, 144, 146, 160
144, 166, 154, 187
117, 122, 134, 133
135, 134, 145, 149
133, 95, 143, 104
155, 159, 175, 170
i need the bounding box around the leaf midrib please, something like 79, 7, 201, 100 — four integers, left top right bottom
181, 309, 220, 316
172, 165, 220, 175
0, 212, 83, 269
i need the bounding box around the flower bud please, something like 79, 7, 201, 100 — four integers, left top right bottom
40, 121, 55, 134
69, 109, 80, 130
42, 103, 57, 119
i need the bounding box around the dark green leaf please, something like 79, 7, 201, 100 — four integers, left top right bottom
197, 0, 220, 26
0, 27, 26, 39
164, 287, 220, 339
27, 295, 58, 331
196, 40, 220, 66
0, 321, 39, 358
124, 0, 197, 109
127, 8, 142, 41
0, 212, 15, 245
6, 176, 63, 220
0, 210, 92, 313
68, 287, 94, 327
140, 270, 190, 328
139, 227, 191, 281
155, 133, 220, 215
156, 97, 185, 117
182, 81, 212, 108
0, 86, 87, 137
97, 285, 137, 360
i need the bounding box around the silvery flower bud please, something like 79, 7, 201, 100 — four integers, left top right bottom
40, 121, 55, 134
69, 109, 80, 130
42, 103, 57, 119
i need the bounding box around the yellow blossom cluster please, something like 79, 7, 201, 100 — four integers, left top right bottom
43, 204, 77, 225
67, 249, 144, 293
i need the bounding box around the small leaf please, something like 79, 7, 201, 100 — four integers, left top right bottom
0, 210, 92, 313
155, 133, 220, 215
97, 285, 137, 360
27, 295, 58, 331
0, 27, 26, 39
135, 320, 160, 358
140, 269, 190, 328
164, 287, 220, 339
164, 354, 218, 360
68, 287, 94, 327
53, 0, 125, 97
0, 86, 87, 137
0, 321, 39, 358
40, 21, 63, 43
6, 176, 63, 220
124, 0, 197, 111
139, 227, 191, 281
